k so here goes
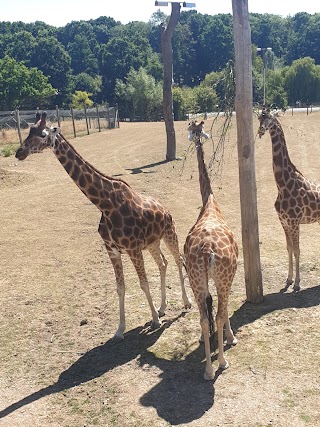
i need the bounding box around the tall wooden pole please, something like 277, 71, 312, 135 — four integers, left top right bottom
161, 2, 180, 161
232, 0, 263, 303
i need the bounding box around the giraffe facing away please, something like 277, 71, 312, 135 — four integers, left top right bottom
258, 107, 320, 292
184, 120, 238, 380
15, 112, 191, 340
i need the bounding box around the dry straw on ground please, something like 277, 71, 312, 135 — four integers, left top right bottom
0, 114, 319, 426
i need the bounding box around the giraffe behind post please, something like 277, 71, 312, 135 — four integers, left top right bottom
258, 107, 320, 292
184, 120, 238, 380
15, 112, 191, 340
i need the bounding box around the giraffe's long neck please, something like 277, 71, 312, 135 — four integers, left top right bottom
196, 140, 213, 206
269, 121, 296, 190
52, 136, 128, 212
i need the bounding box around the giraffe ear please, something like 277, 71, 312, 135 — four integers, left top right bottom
34, 112, 41, 124
40, 111, 47, 122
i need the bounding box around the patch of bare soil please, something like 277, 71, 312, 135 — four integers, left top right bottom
0, 114, 319, 427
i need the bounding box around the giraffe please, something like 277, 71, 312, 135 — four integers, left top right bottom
15, 112, 191, 340
184, 120, 238, 380
258, 107, 320, 292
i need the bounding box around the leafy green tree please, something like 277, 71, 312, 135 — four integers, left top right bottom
172, 86, 185, 120
29, 33, 72, 106
71, 73, 102, 101
4, 31, 37, 64
67, 35, 99, 76
115, 67, 162, 121
101, 35, 155, 102
193, 84, 218, 114
286, 13, 320, 65
283, 57, 320, 104
265, 69, 288, 109
0, 55, 56, 110
72, 91, 94, 109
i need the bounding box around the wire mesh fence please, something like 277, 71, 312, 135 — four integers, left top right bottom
0, 105, 119, 147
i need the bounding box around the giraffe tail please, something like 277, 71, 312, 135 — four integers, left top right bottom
206, 293, 215, 337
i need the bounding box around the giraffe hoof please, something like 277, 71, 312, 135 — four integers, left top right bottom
151, 319, 162, 330
218, 360, 229, 370
158, 310, 166, 318
113, 332, 124, 342
184, 301, 192, 310
204, 370, 215, 381
227, 336, 237, 346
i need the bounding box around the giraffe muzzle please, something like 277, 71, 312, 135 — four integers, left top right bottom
15, 147, 28, 161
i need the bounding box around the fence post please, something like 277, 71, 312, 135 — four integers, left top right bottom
70, 107, 77, 138
96, 105, 101, 132
84, 106, 90, 135
106, 103, 110, 129
15, 108, 22, 145
115, 103, 120, 128
56, 105, 61, 127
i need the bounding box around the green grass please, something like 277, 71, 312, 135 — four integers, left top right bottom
1, 144, 19, 157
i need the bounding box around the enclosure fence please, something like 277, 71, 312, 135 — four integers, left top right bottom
0, 105, 119, 146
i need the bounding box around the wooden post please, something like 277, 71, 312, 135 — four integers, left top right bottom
96, 105, 101, 132
232, 0, 263, 303
161, 2, 180, 161
84, 106, 90, 135
55, 105, 61, 127
115, 103, 120, 128
70, 107, 77, 138
15, 108, 22, 145
106, 103, 110, 129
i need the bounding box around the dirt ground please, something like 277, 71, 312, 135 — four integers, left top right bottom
0, 114, 319, 427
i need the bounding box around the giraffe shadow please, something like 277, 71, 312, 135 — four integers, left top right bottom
135, 285, 320, 424
126, 159, 170, 175
0, 313, 213, 423
138, 344, 217, 425
2, 287, 318, 423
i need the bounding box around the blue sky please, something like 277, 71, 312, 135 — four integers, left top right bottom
1, 0, 319, 26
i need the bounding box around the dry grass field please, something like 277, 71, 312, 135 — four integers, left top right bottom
0, 113, 319, 427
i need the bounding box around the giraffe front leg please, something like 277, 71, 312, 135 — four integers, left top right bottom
107, 249, 126, 341
130, 251, 162, 329
282, 224, 294, 291
291, 226, 301, 292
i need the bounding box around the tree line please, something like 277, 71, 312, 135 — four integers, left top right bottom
0, 10, 320, 119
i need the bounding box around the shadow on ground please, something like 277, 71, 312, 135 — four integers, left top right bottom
1, 285, 319, 424
230, 284, 320, 334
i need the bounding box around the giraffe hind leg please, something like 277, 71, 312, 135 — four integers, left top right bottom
130, 251, 162, 330
148, 242, 168, 317
107, 248, 126, 341
163, 232, 192, 309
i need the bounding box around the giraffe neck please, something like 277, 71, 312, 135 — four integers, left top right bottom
52, 136, 128, 212
196, 140, 213, 205
269, 121, 296, 188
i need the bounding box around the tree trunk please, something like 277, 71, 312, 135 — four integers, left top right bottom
232, 0, 263, 303
161, 2, 180, 161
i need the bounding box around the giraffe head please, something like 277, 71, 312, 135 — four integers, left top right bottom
187, 120, 209, 142
258, 107, 276, 138
15, 112, 60, 161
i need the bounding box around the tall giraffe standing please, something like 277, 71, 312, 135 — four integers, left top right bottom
184, 120, 238, 380
15, 112, 191, 340
258, 107, 320, 292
